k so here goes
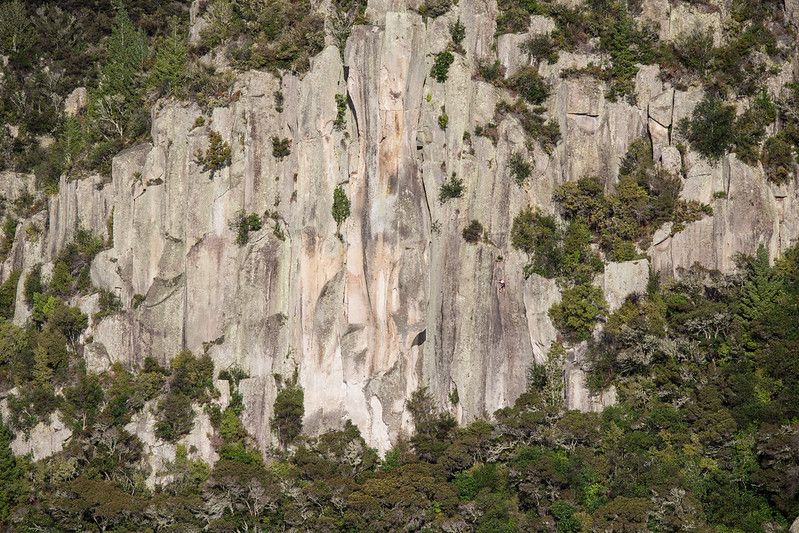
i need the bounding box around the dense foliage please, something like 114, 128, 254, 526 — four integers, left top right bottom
198, 0, 325, 73
553, 139, 712, 262
0, 1, 194, 191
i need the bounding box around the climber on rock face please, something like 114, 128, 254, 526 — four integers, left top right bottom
498, 278, 506, 291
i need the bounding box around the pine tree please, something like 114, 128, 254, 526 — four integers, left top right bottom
737, 244, 783, 324
32, 344, 53, 389
100, 4, 148, 102
0, 0, 34, 62
148, 19, 188, 97
0, 415, 20, 523
89, 3, 149, 140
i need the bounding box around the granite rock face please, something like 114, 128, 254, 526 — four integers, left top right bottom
2, 0, 798, 469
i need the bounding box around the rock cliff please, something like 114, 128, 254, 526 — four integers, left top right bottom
2, 0, 798, 467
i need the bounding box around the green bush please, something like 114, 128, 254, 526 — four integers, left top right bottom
147, 19, 188, 97
680, 94, 736, 161
45, 300, 88, 343
154, 350, 214, 442
732, 93, 775, 165
508, 152, 532, 184
438, 108, 449, 130
761, 133, 796, 184
673, 28, 714, 75
508, 66, 549, 105
496, 0, 542, 34
496, 99, 560, 153
93, 290, 122, 322
551, 140, 711, 263
520, 34, 558, 65
272, 383, 304, 447
155, 392, 194, 442
549, 283, 608, 341
462, 220, 484, 244
48, 261, 74, 298
600, 10, 647, 99
511, 207, 563, 279
430, 51, 455, 83
332, 185, 351, 238
439, 174, 465, 203
195, 131, 231, 177
449, 18, 465, 47
169, 350, 215, 401
201, 0, 324, 73
710, 24, 775, 97
418, 0, 452, 19
561, 221, 603, 284
230, 211, 263, 246
334, 94, 347, 131
553, 176, 607, 226
476, 60, 505, 82
272, 136, 291, 160
0, 413, 21, 521
45, 229, 105, 298
88, 5, 150, 143
0, 0, 35, 64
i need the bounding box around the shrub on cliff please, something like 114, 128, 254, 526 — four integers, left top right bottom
0, 219, 16, 261
273, 382, 304, 447
511, 207, 563, 279
431, 51, 455, 83
155, 392, 194, 442
23, 264, 43, 306
44, 229, 105, 298
520, 34, 559, 66
439, 174, 464, 203
155, 351, 215, 442
334, 94, 348, 131
272, 137, 291, 160
462, 220, 484, 243
332, 185, 351, 238
680, 94, 736, 161
200, 0, 324, 73
761, 133, 796, 184
549, 283, 608, 341
88, 5, 149, 143
496, 0, 542, 34
418, 0, 452, 19
230, 211, 263, 246
449, 18, 465, 49
508, 152, 532, 184
732, 93, 775, 165
673, 28, 714, 76
195, 131, 232, 177
509, 66, 549, 105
